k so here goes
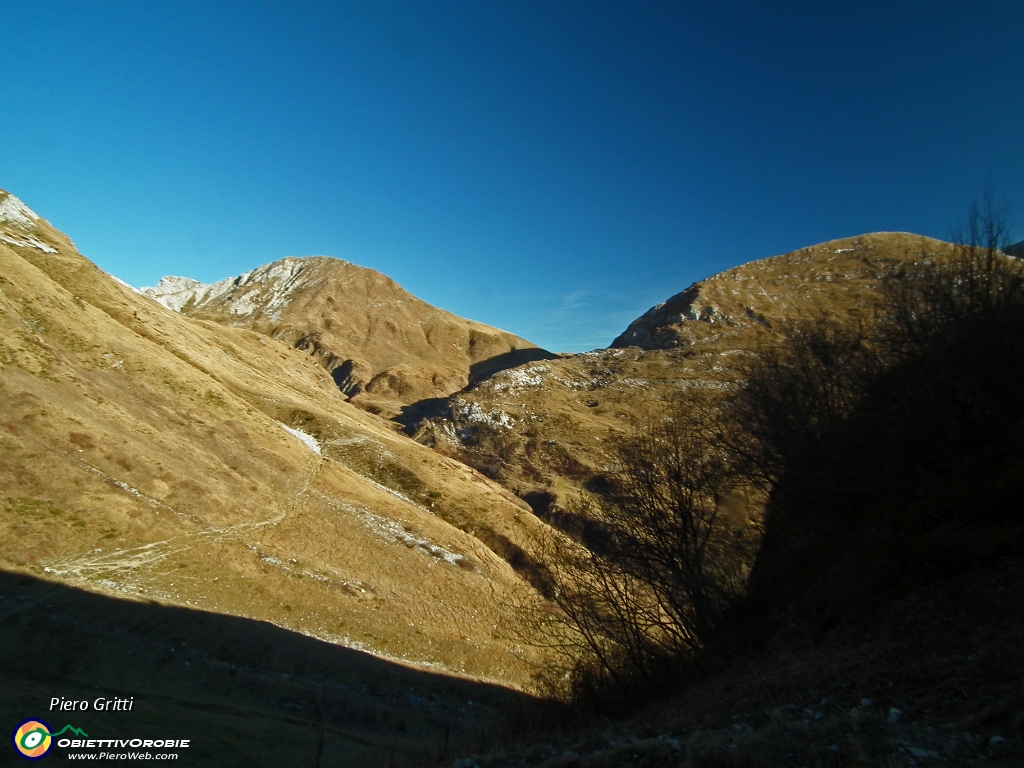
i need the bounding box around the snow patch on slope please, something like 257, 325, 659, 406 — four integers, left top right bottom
0, 232, 57, 253
359, 510, 466, 566
279, 423, 322, 454
456, 401, 516, 429
109, 274, 143, 294
360, 476, 430, 511
490, 365, 548, 393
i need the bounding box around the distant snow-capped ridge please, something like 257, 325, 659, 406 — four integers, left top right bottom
140, 276, 206, 310
150, 275, 204, 294
141, 256, 320, 318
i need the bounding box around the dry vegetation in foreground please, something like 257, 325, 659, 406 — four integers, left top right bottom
451, 199, 1024, 766
0, 569, 563, 767
451, 554, 1023, 767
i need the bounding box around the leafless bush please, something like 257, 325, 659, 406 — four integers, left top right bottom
535, 194, 1024, 705
728, 317, 884, 499
889, 192, 1020, 334
536, 393, 760, 708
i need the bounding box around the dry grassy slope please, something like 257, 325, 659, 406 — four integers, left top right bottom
141, 257, 554, 419
425, 233, 953, 505
611, 231, 946, 350
0, 189, 554, 689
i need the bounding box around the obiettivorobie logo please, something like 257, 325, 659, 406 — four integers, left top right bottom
12, 719, 88, 760
12, 717, 191, 760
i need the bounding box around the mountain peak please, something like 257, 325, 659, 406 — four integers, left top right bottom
141, 256, 323, 316
140, 254, 553, 415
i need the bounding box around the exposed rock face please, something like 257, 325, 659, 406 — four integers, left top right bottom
0, 191, 59, 253
141, 257, 555, 417
611, 285, 705, 348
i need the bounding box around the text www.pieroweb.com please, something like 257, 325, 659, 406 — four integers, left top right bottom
66, 751, 179, 760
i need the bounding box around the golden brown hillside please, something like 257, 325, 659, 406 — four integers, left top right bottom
0, 188, 557, 693
421, 233, 955, 509
141, 257, 554, 419
440, 225, 1024, 768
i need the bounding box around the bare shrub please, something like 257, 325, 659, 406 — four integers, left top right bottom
533, 193, 1024, 707
535, 392, 760, 708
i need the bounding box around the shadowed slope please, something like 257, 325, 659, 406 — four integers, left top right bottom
0, 570, 552, 767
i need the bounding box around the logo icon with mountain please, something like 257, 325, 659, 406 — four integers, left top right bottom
12, 720, 88, 760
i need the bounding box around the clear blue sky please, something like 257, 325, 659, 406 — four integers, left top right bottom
2, 1, 1022, 351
